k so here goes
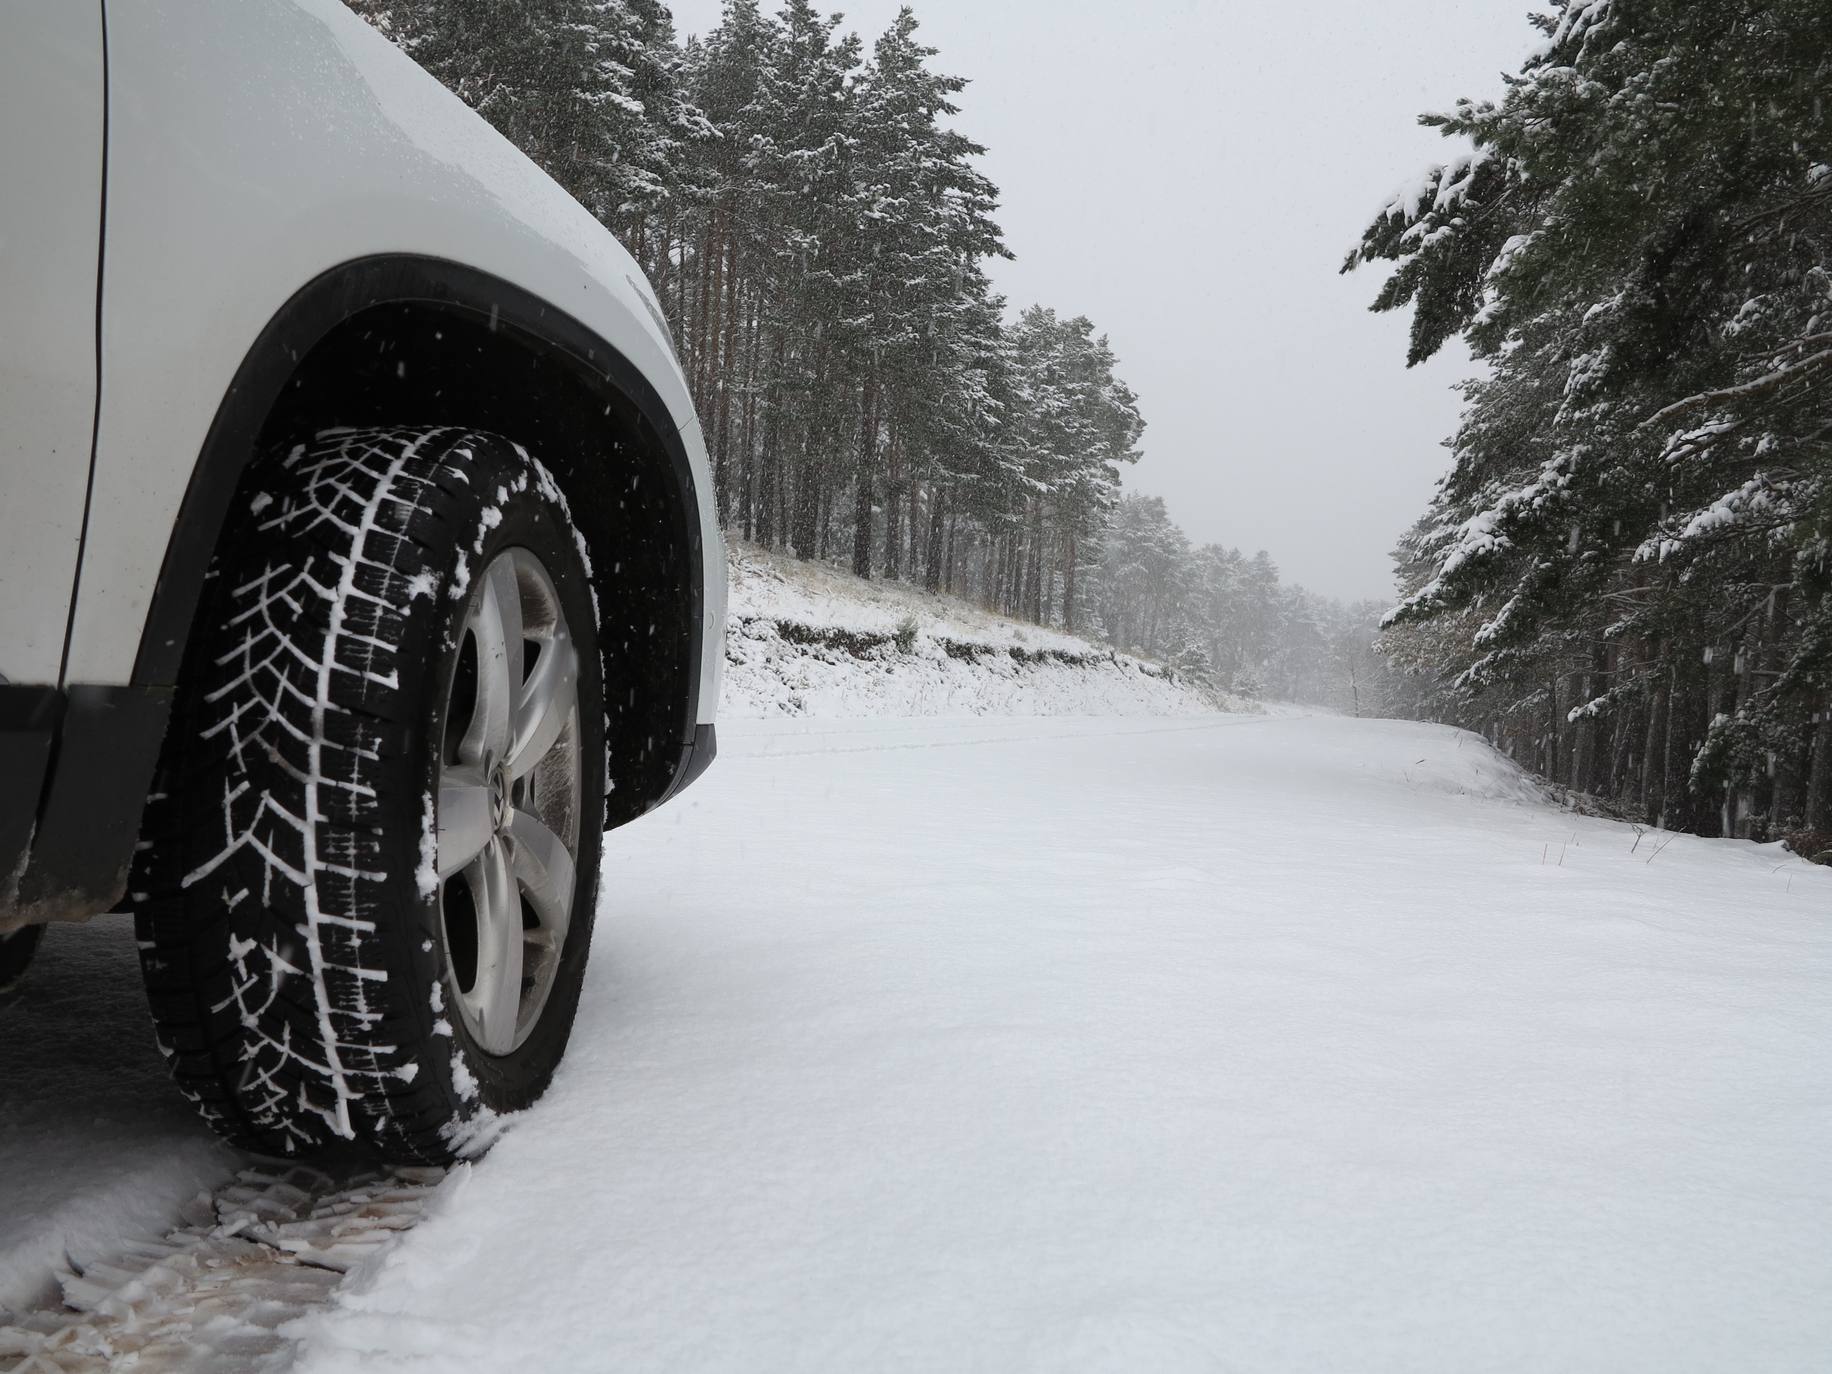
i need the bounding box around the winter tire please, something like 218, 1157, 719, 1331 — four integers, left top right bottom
133, 427, 605, 1164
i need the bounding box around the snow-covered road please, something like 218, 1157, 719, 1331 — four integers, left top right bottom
7, 714, 1831, 1370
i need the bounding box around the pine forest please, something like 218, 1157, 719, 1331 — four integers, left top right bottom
351, 0, 1832, 836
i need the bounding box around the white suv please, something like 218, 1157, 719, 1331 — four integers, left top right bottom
0, 0, 726, 1162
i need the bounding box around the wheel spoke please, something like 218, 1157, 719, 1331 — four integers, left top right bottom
508, 808, 576, 942
459, 558, 523, 766
508, 626, 579, 778
436, 768, 495, 879
460, 838, 524, 1056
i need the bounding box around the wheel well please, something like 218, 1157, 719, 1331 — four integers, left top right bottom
252, 298, 698, 827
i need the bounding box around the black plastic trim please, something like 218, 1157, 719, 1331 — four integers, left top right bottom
2, 684, 168, 925
0, 687, 63, 900
658, 723, 719, 809
132, 254, 706, 732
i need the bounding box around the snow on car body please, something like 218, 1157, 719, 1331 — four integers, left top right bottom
0, 0, 725, 1160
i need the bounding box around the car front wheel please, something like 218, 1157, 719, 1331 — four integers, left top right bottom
133, 427, 604, 1163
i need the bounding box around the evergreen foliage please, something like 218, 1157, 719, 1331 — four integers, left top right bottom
348, 0, 1370, 704
1350, 0, 1832, 836
349, 0, 696, 228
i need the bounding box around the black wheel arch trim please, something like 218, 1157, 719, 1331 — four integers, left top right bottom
1, 682, 170, 928
133, 254, 706, 721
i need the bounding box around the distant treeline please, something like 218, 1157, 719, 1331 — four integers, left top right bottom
350, 0, 1376, 705
1093, 495, 1400, 715
1351, 0, 1832, 836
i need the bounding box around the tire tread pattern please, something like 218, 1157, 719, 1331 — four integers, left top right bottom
133, 426, 586, 1163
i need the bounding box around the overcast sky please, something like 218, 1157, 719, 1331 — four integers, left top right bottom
672, 0, 1539, 603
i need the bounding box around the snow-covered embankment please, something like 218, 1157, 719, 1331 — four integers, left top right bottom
721, 542, 1239, 718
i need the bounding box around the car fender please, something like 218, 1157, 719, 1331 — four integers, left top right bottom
68, 0, 724, 722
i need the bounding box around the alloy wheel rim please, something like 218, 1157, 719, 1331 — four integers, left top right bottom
434, 546, 583, 1056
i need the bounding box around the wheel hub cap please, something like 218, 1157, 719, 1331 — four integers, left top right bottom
432, 546, 583, 1057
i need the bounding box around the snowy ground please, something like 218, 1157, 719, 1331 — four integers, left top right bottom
0, 918, 233, 1315
9, 714, 1827, 1370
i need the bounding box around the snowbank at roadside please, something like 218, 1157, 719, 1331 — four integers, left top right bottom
720, 541, 1246, 719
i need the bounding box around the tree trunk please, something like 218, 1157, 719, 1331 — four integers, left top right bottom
1545, 677, 1561, 781
712, 231, 742, 527
1662, 661, 1684, 831
882, 417, 901, 581
1807, 710, 1832, 830
1730, 630, 1756, 836
790, 341, 829, 562
1641, 670, 1667, 823
672, 218, 688, 358
1026, 501, 1046, 622
690, 209, 716, 405
925, 487, 947, 593
756, 330, 786, 548
852, 376, 879, 578
737, 296, 762, 542
1041, 534, 1053, 628
908, 480, 922, 583
792, 436, 820, 561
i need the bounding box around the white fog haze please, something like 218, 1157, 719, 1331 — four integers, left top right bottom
672, 0, 1532, 601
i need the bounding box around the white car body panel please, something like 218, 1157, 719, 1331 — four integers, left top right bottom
0, 1, 105, 686
678, 415, 726, 713
64, 0, 724, 721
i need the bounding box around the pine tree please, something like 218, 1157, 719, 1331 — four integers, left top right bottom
346, 1, 1210, 664
1349, 0, 1832, 836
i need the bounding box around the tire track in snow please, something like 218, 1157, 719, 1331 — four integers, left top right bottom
0, 1165, 443, 1372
